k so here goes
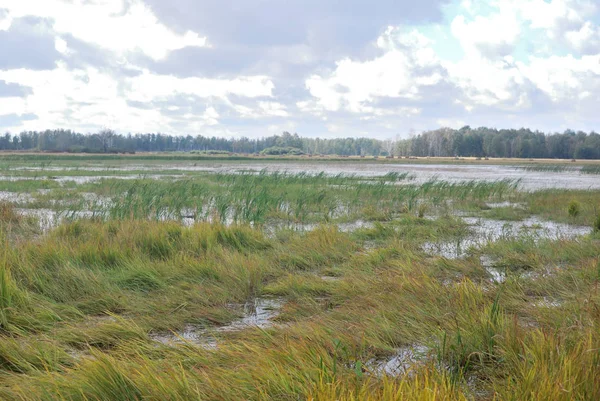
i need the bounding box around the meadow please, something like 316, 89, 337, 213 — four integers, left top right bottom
0, 155, 599, 400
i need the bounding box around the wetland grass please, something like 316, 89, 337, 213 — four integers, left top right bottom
0, 156, 598, 400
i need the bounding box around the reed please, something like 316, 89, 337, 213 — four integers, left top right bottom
0, 156, 597, 400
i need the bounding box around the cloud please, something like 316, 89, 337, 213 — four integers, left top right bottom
304, 28, 443, 114
126, 70, 275, 102
0, 60, 279, 134
450, 11, 520, 58
0, 0, 599, 137
565, 21, 600, 54
0, 8, 11, 30
0, 16, 61, 70
0, 79, 32, 97
0, 112, 37, 128
0, 0, 207, 60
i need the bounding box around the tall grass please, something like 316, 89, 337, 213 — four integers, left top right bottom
519, 165, 571, 172
580, 165, 600, 174
75, 175, 519, 226
0, 156, 599, 400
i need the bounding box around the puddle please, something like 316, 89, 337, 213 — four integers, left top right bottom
264, 220, 373, 235
53, 174, 181, 185
480, 255, 506, 283
16, 208, 99, 232
215, 298, 282, 332
532, 297, 562, 308
423, 238, 479, 259
486, 201, 524, 209
424, 216, 591, 259
151, 326, 218, 349
320, 276, 340, 282
151, 298, 283, 348
0, 191, 34, 203
368, 345, 429, 376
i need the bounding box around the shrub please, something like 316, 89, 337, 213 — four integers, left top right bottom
568, 200, 581, 218
260, 146, 304, 156
418, 203, 428, 218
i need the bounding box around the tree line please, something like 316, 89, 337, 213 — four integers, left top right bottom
1, 126, 599, 159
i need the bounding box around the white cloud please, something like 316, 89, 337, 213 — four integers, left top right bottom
2, 0, 600, 136
198, 107, 219, 126
436, 118, 466, 128
54, 36, 71, 55
513, 0, 600, 53
0, 0, 207, 60
267, 122, 297, 134
450, 10, 520, 58
234, 101, 288, 118
0, 96, 27, 115
440, 0, 600, 111
565, 21, 600, 53
443, 55, 526, 108
302, 0, 600, 125
305, 27, 441, 114
521, 54, 600, 101
0, 10, 11, 31
0, 63, 245, 132
518, 0, 590, 33
258, 102, 288, 117
127, 70, 275, 102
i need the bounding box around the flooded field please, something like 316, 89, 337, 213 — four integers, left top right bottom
2, 159, 600, 190
1, 155, 599, 400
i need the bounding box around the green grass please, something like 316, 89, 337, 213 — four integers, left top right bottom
519, 164, 571, 172
0, 155, 598, 400
580, 165, 600, 174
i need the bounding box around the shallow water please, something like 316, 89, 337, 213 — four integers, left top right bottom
0, 191, 33, 203
264, 219, 373, 235
152, 298, 282, 348
368, 345, 429, 376
3, 162, 600, 190
533, 297, 562, 308
16, 208, 99, 232
485, 201, 525, 209
423, 216, 591, 259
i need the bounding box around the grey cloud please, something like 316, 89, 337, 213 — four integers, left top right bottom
141, 0, 450, 78
0, 80, 33, 97
60, 35, 144, 79
147, 0, 450, 46
0, 17, 60, 70
139, 42, 323, 82
137, 45, 258, 78
0, 113, 37, 127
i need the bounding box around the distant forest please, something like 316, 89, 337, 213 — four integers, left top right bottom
1, 126, 600, 159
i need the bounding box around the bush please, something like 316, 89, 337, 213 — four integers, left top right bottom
594, 214, 600, 233
568, 200, 581, 218
260, 146, 304, 156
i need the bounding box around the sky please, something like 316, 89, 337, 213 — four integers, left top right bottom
0, 0, 599, 139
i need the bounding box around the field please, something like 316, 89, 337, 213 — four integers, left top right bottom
0, 154, 599, 400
